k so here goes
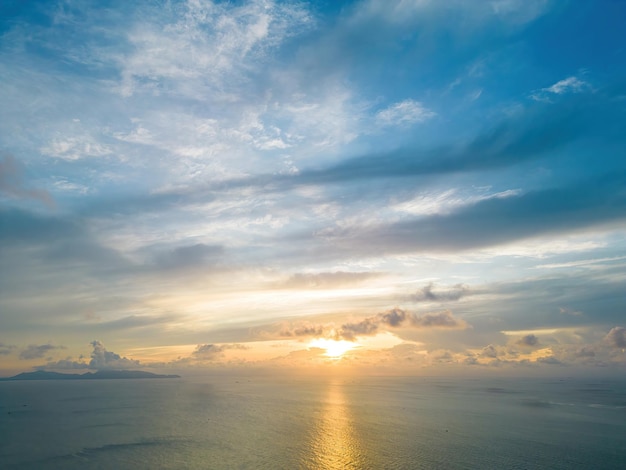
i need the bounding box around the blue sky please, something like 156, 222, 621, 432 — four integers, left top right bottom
1, 0, 625, 375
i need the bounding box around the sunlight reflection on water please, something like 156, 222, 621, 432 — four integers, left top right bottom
306, 381, 365, 469
3, 377, 626, 469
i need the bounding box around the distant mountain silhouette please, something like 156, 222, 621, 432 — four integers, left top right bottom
1, 370, 180, 380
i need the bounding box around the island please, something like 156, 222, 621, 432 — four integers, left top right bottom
0, 370, 181, 380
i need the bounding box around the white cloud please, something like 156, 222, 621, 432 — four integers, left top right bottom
115, 0, 312, 98
114, 126, 154, 145
277, 83, 363, 153
469, 236, 607, 260
535, 256, 626, 270
531, 76, 591, 101
41, 136, 112, 160
376, 99, 435, 127
392, 187, 520, 216
52, 179, 90, 194
544, 76, 589, 95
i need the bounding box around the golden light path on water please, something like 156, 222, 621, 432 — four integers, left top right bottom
305, 381, 365, 469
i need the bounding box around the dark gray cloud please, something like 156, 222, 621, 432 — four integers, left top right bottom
517, 334, 539, 347
604, 327, 626, 349
379, 308, 407, 327
277, 308, 467, 342
575, 347, 596, 358
340, 308, 468, 340
410, 283, 470, 302
19, 343, 64, 360
481, 344, 498, 358
339, 317, 380, 341
192, 344, 225, 360
409, 311, 468, 328
279, 323, 326, 337
192, 343, 248, 360
338, 308, 409, 340
430, 350, 455, 364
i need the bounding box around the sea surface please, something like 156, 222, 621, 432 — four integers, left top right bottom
1, 374, 625, 469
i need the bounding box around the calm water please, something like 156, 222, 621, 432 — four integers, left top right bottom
1, 375, 625, 469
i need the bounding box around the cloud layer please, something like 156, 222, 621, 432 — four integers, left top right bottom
1, 0, 625, 375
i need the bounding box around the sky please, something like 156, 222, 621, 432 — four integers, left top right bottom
0, 0, 625, 376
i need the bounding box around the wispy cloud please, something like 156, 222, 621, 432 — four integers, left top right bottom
375, 99, 435, 127
115, 0, 312, 99
531, 75, 591, 101
40, 136, 112, 161
544, 76, 590, 95
258, 93, 611, 187
280, 271, 383, 289
310, 172, 626, 256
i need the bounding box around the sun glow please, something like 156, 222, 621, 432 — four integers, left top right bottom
308, 338, 357, 358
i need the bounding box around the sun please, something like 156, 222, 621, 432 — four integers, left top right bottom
308, 338, 357, 358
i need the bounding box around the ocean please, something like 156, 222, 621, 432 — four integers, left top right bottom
1, 375, 625, 469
